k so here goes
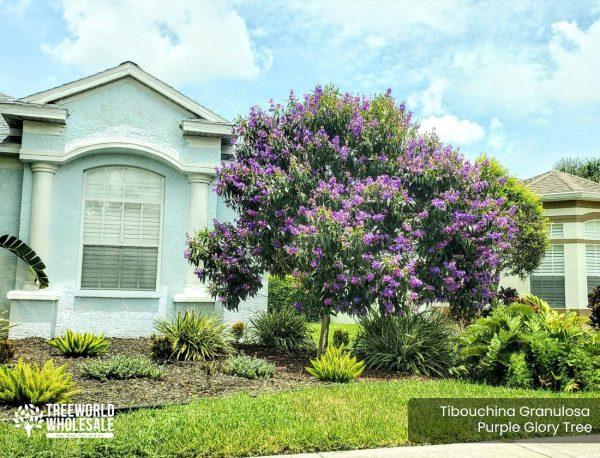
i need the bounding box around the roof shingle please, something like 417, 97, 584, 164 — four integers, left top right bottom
0, 92, 14, 144
524, 170, 600, 194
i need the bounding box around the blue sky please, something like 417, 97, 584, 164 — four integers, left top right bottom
1, 0, 599, 178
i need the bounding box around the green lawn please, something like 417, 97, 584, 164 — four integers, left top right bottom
2, 379, 598, 457
309, 322, 359, 347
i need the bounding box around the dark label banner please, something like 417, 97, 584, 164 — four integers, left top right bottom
408, 398, 600, 444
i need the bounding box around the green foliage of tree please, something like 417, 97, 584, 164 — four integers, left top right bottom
479, 157, 548, 278
267, 274, 319, 321
555, 157, 600, 183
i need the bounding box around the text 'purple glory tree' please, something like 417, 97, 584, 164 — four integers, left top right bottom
187, 86, 518, 352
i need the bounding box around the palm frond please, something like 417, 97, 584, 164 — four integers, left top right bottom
0, 235, 48, 289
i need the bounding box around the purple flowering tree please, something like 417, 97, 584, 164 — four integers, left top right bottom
187, 86, 518, 353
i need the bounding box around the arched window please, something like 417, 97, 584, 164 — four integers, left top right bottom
81, 167, 164, 290
585, 220, 600, 292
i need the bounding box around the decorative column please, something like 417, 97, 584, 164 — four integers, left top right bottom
182, 173, 213, 299
23, 163, 58, 289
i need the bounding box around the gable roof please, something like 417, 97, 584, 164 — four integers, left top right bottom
0, 92, 12, 141
20, 61, 229, 123
524, 170, 600, 195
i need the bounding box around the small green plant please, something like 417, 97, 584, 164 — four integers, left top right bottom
251, 308, 314, 352
81, 355, 165, 381
48, 329, 109, 357
224, 354, 276, 379
588, 285, 600, 330
0, 339, 15, 364
0, 312, 13, 337
332, 329, 350, 348
0, 359, 79, 405
306, 345, 365, 383
201, 360, 221, 389
150, 335, 175, 361
354, 310, 457, 376
231, 321, 247, 343
155, 311, 233, 361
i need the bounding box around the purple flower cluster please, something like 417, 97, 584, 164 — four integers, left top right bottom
187, 86, 517, 317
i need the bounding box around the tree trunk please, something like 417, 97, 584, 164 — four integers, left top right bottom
318, 314, 331, 355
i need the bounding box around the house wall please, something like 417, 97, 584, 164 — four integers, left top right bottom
0, 157, 23, 326
8, 79, 267, 338
500, 202, 599, 313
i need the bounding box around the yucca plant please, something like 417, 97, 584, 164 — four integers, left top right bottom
306, 345, 365, 383
354, 309, 458, 376
0, 359, 79, 405
0, 235, 48, 288
48, 329, 109, 357
250, 308, 314, 352
154, 311, 234, 361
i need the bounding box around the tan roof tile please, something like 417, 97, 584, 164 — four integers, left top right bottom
524, 170, 600, 194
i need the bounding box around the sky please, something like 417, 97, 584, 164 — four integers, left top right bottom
1, 0, 599, 178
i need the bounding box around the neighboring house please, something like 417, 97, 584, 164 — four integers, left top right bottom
501, 170, 600, 315
0, 62, 267, 339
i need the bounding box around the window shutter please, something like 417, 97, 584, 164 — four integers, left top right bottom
585, 220, 600, 240
548, 223, 563, 239
531, 245, 565, 308
533, 245, 564, 275
81, 167, 163, 291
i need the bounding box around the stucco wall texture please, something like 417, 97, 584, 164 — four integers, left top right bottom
7, 79, 267, 338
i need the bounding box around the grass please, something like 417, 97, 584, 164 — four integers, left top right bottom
1, 378, 598, 457
309, 322, 359, 348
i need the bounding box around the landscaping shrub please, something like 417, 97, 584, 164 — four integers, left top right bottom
155, 311, 234, 361
48, 329, 109, 357
224, 354, 275, 379
0, 359, 78, 405
0, 339, 14, 364
332, 329, 350, 348
81, 355, 165, 381
250, 308, 314, 352
306, 345, 365, 383
231, 321, 247, 343
354, 309, 457, 376
588, 285, 600, 330
150, 335, 175, 361
459, 294, 600, 391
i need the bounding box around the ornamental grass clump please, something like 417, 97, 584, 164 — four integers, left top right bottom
155, 311, 234, 361
459, 294, 600, 391
81, 355, 165, 381
48, 329, 109, 357
0, 359, 79, 405
185, 85, 535, 354
306, 345, 365, 383
250, 308, 314, 352
224, 354, 275, 379
354, 309, 458, 376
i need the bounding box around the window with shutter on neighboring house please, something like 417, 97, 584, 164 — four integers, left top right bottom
530, 245, 565, 308
548, 223, 563, 239
586, 244, 600, 293
585, 220, 600, 240
81, 167, 164, 290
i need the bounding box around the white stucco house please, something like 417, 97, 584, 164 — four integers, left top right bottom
0, 62, 267, 339
501, 170, 600, 315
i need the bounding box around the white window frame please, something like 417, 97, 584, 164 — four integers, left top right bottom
77, 166, 164, 292
586, 243, 600, 293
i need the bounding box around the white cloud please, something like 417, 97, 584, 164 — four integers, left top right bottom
487, 117, 506, 152
419, 115, 485, 145
407, 79, 447, 116
43, 0, 272, 85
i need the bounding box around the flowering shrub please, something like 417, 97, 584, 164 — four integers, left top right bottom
187, 86, 518, 350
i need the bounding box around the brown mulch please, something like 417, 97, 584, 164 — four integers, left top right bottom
0, 338, 413, 418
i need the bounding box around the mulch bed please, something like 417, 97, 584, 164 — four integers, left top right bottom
0, 338, 413, 419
